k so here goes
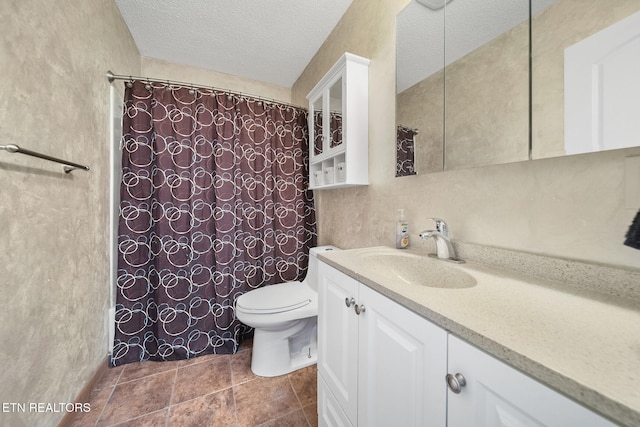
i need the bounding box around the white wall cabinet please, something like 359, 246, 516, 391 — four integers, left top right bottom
318, 262, 447, 427
306, 53, 369, 190
318, 261, 616, 427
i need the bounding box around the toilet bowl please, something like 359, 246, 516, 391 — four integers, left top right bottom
235, 245, 339, 377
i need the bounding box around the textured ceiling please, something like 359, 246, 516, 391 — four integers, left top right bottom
115, 0, 353, 88
397, 0, 558, 93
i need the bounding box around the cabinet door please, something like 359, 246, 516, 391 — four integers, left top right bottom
447, 335, 615, 427
318, 262, 360, 425
327, 75, 344, 154
358, 285, 447, 427
310, 95, 324, 158
318, 374, 353, 427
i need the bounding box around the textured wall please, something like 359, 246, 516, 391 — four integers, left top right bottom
0, 1, 140, 426
291, 0, 640, 269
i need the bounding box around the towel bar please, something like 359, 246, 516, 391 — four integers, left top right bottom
0, 144, 90, 173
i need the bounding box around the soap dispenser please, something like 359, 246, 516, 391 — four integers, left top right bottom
396, 209, 410, 249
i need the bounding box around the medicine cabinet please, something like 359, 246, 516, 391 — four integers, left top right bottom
307, 53, 369, 189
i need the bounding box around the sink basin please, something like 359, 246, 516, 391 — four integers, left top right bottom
352, 248, 477, 289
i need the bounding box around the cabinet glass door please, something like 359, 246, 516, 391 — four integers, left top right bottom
311, 96, 324, 157
328, 76, 344, 152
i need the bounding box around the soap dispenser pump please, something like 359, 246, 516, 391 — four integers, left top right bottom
396, 209, 410, 249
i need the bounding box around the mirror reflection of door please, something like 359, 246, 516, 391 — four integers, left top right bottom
532, 2, 640, 158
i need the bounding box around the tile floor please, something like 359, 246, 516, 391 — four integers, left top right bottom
68, 340, 318, 427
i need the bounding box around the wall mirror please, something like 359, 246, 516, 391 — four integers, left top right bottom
396, 0, 445, 175
396, 0, 640, 175
531, 1, 640, 159
443, 0, 532, 170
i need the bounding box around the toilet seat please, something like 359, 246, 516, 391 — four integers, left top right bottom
236, 282, 313, 314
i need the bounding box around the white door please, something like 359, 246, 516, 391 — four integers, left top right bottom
564, 11, 640, 154
357, 285, 447, 427
446, 334, 615, 427
318, 263, 360, 426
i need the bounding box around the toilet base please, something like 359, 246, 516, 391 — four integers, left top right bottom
250, 317, 317, 377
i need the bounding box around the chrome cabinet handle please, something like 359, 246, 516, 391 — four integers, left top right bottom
345, 297, 355, 308
446, 373, 466, 394
354, 304, 366, 315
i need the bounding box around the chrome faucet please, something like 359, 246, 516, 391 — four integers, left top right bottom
419, 218, 463, 262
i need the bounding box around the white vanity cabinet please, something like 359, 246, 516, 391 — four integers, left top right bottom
318, 260, 616, 427
317, 261, 447, 427
306, 53, 369, 190
446, 335, 615, 427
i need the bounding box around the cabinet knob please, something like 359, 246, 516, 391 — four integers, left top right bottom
354, 304, 366, 315
446, 373, 466, 394
345, 297, 355, 308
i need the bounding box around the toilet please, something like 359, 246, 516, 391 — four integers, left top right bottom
235, 245, 339, 377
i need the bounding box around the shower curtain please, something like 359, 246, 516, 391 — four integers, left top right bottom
112, 81, 317, 366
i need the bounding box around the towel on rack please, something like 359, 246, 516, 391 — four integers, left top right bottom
624, 209, 640, 250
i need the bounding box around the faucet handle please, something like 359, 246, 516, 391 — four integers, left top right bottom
427, 218, 449, 237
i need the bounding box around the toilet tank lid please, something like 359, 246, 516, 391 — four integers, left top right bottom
236, 282, 314, 314
309, 245, 341, 256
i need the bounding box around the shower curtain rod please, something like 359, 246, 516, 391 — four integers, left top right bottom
106, 70, 302, 109
0, 144, 90, 173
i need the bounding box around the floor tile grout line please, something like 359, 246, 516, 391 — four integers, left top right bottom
110, 364, 126, 388
288, 373, 312, 427
114, 365, 179, 386
85, 362, 124, 426
231, 373, 241, 427
112, 353, 234, 385
100, 367, 178, 427
103, 408, 168, 427
92, 385, 116, 427
232, 374, 258, 388
254, 407, 310, 427
165, 367, 179, 427
164, 357, 240, 410
166, 381, 237, 409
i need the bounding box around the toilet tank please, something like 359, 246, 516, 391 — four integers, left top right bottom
306, 245, 340, 291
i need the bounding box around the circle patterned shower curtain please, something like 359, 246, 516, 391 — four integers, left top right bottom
112, 81, 317, 366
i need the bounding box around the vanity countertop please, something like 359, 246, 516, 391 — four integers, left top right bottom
318, 246, 640, 427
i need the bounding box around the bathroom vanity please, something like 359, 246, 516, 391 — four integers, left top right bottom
316, 246, 640, 427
